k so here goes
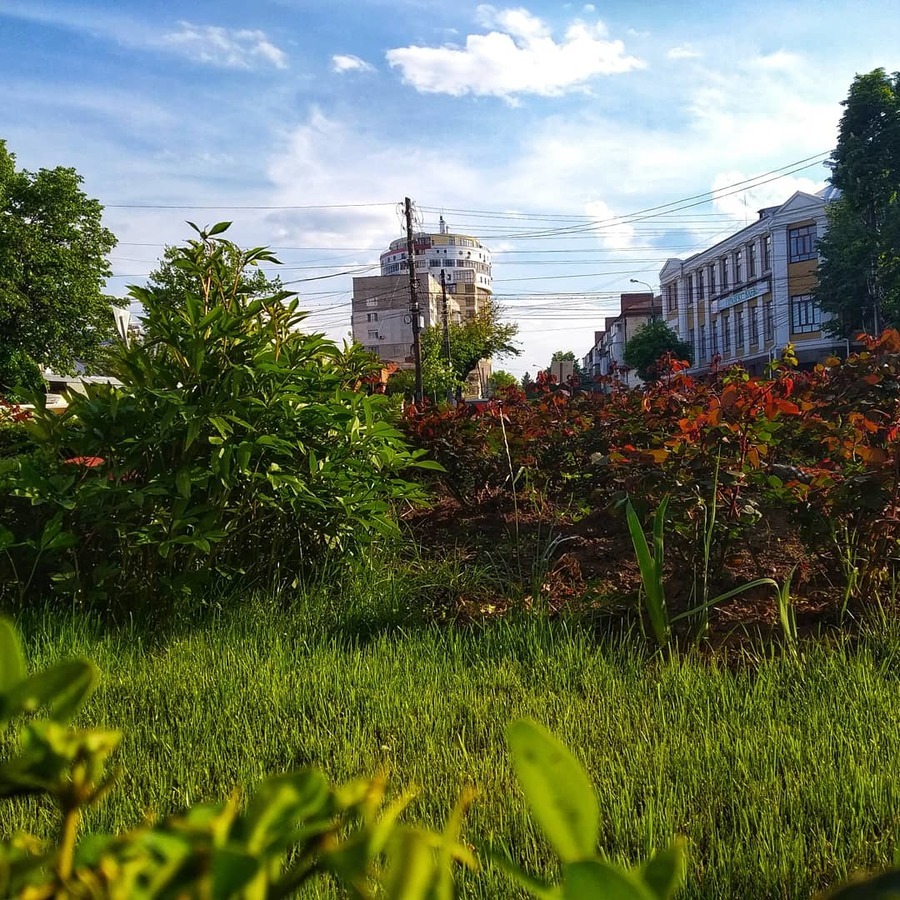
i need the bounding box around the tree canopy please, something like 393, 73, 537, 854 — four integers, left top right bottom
145, 231, 285, 316
0, 141, 119, 393
816, 68, 900, 336
623, 319, 693, 382
413, 302, 519, 399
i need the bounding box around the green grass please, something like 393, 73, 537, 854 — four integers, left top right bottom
4, 580, 900, 898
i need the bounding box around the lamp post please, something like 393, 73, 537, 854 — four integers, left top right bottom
629, 278, 658, 322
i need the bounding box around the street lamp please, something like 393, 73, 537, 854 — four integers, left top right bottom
629, 278, 659, 322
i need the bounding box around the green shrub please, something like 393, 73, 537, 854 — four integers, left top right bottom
0, 224, 439, 608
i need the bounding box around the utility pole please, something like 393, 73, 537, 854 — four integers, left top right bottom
440, 268, 453, 403
440, 269, 451, 362
404, 196, 424, 404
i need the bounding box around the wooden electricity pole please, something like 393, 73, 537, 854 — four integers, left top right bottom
440, 268, 451, 362
404, 197, 423, 404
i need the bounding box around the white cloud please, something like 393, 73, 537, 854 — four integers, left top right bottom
331, 54, 375, 73
667, 45, 701, 60
476, 5, 551, 40
386, 6, 643, 100
161, 22, 288, 70
584, 199, 636, 251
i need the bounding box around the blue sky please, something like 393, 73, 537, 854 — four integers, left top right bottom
1, 0, 897, 376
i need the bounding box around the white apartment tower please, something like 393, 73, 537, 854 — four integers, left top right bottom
352, 217, 493, 368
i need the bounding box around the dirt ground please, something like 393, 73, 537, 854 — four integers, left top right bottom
404, 495, 839, 642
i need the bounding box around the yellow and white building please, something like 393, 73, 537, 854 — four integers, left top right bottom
659, 189, 845, 374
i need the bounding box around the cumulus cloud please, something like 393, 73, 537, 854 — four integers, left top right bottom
331, 54, 375, 73
161, 22, 288, 70
386, 5, 643, 100
584, 199, 637, 250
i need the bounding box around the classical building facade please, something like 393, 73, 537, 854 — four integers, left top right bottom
659, 190, 843, 375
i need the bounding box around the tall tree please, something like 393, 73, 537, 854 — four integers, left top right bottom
623, 319, 693, 382
417, 301, 519, 399
0, 141, 119, 393
816, 68, 900, 336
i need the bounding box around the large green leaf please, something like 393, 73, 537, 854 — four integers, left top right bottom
383, 829, 437, 899
0, 617, 26, 698
640, 840, 687, 898
823, 867, 900, 898
2, 659, 98, 722
563, 860, 656, 900
506, 719, 599, 863
211, 845, 261, 899
242, 769, 332, 854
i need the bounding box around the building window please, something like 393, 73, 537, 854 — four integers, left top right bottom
763, 234, 772, 271
720, 258, 729, 291
665, 283, 677, 314
735, 309, 744, 350
689, 328, 695, 361
734, 249, 743, 284
366, 297, 378, 307
699, 324, 706, 362
366, 312, 378, 322
367, 329, 379, 339
723, 314, 731, 353
709, 264, 717, 295
711, 320, 719, 356
791, 294, 821, 333
365, 345, 379, 354
697, 268, 705, 301
747, 242, 757, 278
764, 301, 774, 341
751, 307, 759, 346
686, 274, 694, 305
789, 224, 817, 262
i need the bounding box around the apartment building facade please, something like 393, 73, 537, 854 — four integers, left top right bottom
583, 292, 661, 389
659, 190, 841, 375
351, 273, 461, 368
378, 216, 492, 322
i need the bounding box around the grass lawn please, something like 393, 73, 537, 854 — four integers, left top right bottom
3, 576, 900, 899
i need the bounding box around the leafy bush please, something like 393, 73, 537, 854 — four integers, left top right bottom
0, 225, 439, 608
406, 335, 900, 616
0, 399, 31, 459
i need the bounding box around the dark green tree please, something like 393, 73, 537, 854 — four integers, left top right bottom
0, 141, 119, 393
816, 68, 900, 336
418, 302, 519, 399
623, 319, 693, 382
489, 369, 518, 393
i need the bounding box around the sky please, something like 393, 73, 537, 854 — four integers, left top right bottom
1, 0, 898, 379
